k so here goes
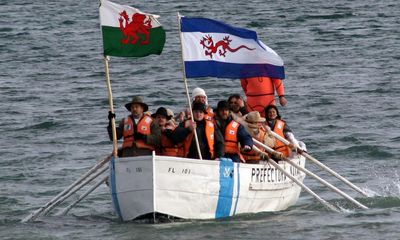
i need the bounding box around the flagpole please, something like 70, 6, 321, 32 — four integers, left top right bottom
104, 56, 118, 157
177, 12, 203, 160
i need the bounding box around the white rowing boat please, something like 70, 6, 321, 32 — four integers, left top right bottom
22, 137, 369, 223
109, 152, 306, 221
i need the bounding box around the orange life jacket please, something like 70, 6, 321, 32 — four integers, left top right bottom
241, 77, 285, 116
241, 128, 267, 161
205, 107, 214, 121
183, 119, 215, 159
224, 120, 240, 154
272, 119, 291, 157
241, 77, 285, 97
122, 115, 154, 150
160, 124, 185, 157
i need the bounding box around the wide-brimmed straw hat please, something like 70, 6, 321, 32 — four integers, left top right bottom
245, 111, 266, 123
151, 107, 171, 120
125, 96, 149, 112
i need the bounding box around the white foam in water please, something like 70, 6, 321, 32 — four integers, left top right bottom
367, 169, 400, 197
362, 188, 380, 198
381, 171, 400, 197
336, 203, 354, 213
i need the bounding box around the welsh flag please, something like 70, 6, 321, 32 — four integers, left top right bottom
99, 0, 166, 57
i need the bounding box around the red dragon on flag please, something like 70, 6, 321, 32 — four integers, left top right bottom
199, 35, 255, 58
100, 0, 165, 57
118, 10, 152, 45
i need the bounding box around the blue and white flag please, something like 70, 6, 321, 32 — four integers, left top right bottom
180, 17, 285, 79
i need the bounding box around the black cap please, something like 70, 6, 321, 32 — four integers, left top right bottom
216, 100, 229, 110
192, 102, 207, 113
151, 107, 171, 120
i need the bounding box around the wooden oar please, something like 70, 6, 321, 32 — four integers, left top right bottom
268, 130, 369, 197
22, 155, 112, 223
253, 139, 368, 209
41, 165, 108, 216
252, 145, 340, 212
58, 176, 108, 216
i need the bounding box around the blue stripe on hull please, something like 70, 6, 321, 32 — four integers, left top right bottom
215, 158, 235, 218
232, 162, 240, 215
110, 157, 123, 221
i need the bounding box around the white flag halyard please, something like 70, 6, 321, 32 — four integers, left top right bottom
179, 16, 285, 79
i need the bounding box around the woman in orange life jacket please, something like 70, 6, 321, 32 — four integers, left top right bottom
166, 102, 224, 160
241, 77, 287, 117
241, 111, 277, 163
264, 105, 305, 159
214, 100, 253, 163
107, 96, 155, 157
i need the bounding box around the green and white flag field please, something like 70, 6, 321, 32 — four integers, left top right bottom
99, 0, 166, 57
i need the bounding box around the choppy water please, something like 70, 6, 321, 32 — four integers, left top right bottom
1, 0, 399, 239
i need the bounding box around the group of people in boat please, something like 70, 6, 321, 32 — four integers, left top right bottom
107, 78, 306, 164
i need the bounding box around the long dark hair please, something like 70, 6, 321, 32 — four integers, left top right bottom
264, 105, 282, 121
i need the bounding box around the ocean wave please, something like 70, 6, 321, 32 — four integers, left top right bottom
17, 121, 63, 131
325, 145, 394, 159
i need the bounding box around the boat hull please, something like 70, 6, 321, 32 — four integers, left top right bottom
109, 153, 306, 221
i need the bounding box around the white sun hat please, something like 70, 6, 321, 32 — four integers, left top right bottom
192, 87, 208, 105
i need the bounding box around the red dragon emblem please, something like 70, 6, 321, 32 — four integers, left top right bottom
199, 35, 255, 58
118, 10, 152, 45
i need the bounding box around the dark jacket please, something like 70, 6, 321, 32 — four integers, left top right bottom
239, 106, 248, 116
166, 119, 224, 160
